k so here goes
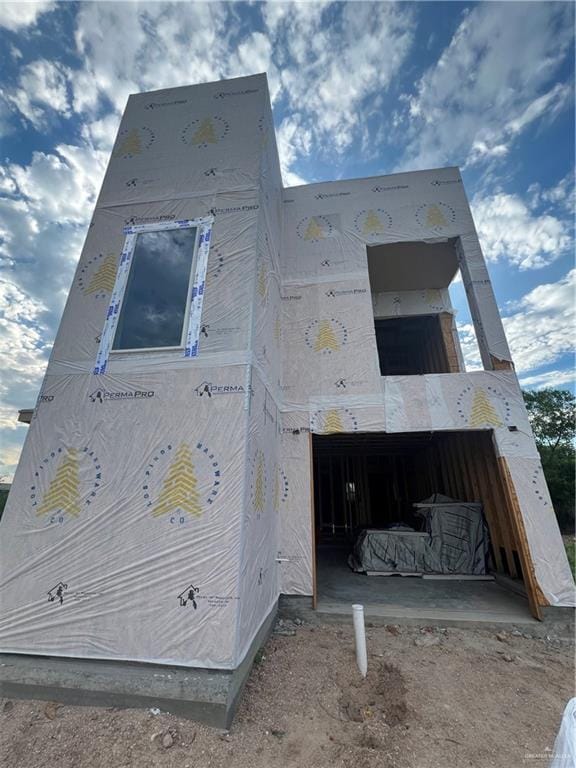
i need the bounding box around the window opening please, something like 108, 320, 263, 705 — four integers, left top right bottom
94, 217, 213, 374
113, 228, 197, 351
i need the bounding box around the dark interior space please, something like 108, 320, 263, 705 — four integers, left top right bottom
312, 430, 538, 620
313, 430, 525, 581
374, 315, 453, 375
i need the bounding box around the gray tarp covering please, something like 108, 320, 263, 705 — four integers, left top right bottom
349, 495, 489, 574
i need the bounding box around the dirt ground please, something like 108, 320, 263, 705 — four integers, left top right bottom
1, 620, 574, 768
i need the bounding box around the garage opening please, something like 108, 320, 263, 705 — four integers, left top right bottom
312, 431, 540, 620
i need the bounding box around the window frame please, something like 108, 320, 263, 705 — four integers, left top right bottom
94, 216, 213, 374
111, 226, 200, 354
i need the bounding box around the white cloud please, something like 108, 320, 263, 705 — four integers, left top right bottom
0, 167, 17, 195
459, 273, 575, 386
466, 141, 509, 166
0, 141, 105, 311
70, 3, 232, 115
81, 113, 122, 152
230, 31, 280, 102
276, 116, 312, 187
9, 143, 108, 225
456, 322, 483, 372
503, 270, 575, 373
471, 191, 572, 270
8, 59, 71, 128
0, 1, 54, 31
0, 280, 50, 463
504, 82, 571, 139
0, 282, 48, 383
518, 369, 575, 391
65, 2, 414, 183
266, 3, 414, 153
397, 3, 573, 170
528, 173, 575, 214
0, 140, 107, 474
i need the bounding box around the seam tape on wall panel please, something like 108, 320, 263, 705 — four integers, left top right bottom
94, 233, 137, 375
185, 219, 213, 358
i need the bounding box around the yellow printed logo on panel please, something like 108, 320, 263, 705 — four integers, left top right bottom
415, 202, 456, 230
456, 385, 511, 429
353, 208, 392, 238
469, 389, 502, 428
304, 218, 323, 241
85, 255, 117, 296
364, 211, 385, 234
151, 444, 202, 518
30, 446, 102, 525
143, 441, 221, 523
324, 410, 344, 433
257, 262, 267, 302
315, 321, 339, 352
192, 118, 218, 146
304, 318, 348, 355
119, 129, 142, 156
77, 253, 118, 299
36, 449, 81, 518
426, 204, 447, 228
311, 408, 359, 434
116, 127, 156, 158
181, 116, 230, 148
296, 215, 334, 242
251, 450, 267, 517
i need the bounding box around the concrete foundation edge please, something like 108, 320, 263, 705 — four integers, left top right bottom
279, 595, 575, 638
0, 601, 278, 730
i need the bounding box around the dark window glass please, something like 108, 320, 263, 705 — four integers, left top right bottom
113, 228, 197, 351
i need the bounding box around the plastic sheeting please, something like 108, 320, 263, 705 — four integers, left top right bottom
277, 171, 573, 607
550, 698, 576, 768
349, 495, 489, 575
1, 74, 574, 673
0, 74, 280, 669
0, 367, 249, 668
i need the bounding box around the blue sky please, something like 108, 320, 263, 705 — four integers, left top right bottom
0, 0, 574, 478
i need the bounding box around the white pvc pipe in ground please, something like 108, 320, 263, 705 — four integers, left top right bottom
352, 604, 367, 678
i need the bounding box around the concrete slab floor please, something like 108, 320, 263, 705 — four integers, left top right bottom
316, 547, 535, 625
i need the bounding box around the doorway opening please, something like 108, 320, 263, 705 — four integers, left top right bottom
312, 430, 541, 620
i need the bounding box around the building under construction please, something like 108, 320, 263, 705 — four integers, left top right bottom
0, 73, 573, 724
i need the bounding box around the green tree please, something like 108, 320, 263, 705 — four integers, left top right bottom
523, 389, 575, 533
523, 389, 576, 451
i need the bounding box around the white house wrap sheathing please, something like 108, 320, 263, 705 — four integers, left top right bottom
0, 75, 573, 672
277, 175, 574, 607
0, 75, 279, 669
